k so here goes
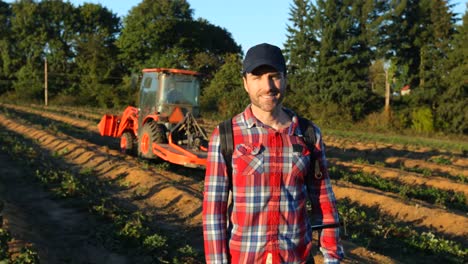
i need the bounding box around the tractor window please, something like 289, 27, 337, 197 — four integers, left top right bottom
143, 77, 152, 89
139, 73, 159, 121
162, 76, 200, 106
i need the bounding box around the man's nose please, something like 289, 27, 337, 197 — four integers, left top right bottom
262, 76, 276, 91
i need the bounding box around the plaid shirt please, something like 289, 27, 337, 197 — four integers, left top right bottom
203, 106, 344, 264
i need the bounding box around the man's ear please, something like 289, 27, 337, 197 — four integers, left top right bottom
243, 77, 248, 92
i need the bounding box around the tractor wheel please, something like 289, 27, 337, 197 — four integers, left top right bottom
120, 131, 136, 155
154, 123, 168, 144
138, 122, 168, 159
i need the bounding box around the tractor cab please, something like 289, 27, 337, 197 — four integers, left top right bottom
139, 68, 201, 129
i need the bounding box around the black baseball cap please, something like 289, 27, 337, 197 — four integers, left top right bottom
242, 43, 286, 75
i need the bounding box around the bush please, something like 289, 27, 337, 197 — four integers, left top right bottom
411, 107, 434, 133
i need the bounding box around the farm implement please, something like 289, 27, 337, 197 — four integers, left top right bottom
98, 68, 208, 168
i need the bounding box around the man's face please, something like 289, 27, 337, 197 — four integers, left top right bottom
243, 65, 287, 114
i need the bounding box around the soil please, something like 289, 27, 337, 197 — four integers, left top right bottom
1, 103, 467, 263
0, 152, 129, 263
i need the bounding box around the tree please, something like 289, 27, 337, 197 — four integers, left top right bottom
369, 59, 386, 96
436, 8, 467, 134
412, 0, 455, 107
0, 1, 12, 94
284, 0, 318, 74
116, 0, 194, 72
314, 0, 377, 120
382, 0, 424, 90
283, 0, 318, 114
37, 0, 77, 97
9, 0, 45, 100
200, 53, 246, 118
117, 0, 241, 85
179, 18, 241, 79
74, 3, 122, 107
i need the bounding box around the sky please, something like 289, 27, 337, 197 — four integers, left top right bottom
67, 0, 467, 53
8, 0, 468, 53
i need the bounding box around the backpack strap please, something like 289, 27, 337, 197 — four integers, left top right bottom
219, 118, 234, 231
298, 117, 322, 179
219, 118, 233, 189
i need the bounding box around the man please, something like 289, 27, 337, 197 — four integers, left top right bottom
203, 43, 344, 264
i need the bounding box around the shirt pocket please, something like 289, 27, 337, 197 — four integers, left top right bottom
290, 143, 311, 185
232, 143, 264, 186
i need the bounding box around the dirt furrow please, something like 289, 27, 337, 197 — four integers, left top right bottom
330, 159, 468, 197
2, 103, 99, 133
333, 181, 468, 238
385, 157, 467, 178
324, 136, 467, 164
0, 152, 129, 263
0, 113, 203, 230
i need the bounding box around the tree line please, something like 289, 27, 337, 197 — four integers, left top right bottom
0, 0, 466, 135
282, 0, 466, 134
0, 0, 241, 106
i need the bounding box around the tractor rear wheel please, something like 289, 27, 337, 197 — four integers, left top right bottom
138, 122, 168, 159
120, 131, 136, 155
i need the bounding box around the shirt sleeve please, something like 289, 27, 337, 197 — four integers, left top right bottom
307, 126, 345, 262
202, 127, 231, 263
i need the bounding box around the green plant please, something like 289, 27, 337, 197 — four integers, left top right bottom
59, 172, 84, 197
0, 228, 11, 260
11, 247, 40, 264
353, 157, 369, 164
143, 234, 168, 251
79, 167, 94, 176
429, 156, 452, 165
373, 161, 386, 167
154, 162, 170, 171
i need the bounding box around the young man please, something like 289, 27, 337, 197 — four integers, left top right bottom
203, 43, 344, 264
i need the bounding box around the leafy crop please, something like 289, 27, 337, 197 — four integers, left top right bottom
331, 167, 467, 211
0, 228, 10, 260
337, 198, 467, 263
429, 156, 453, 165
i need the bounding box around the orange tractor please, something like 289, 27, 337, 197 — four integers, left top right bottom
98, 68, 208, 168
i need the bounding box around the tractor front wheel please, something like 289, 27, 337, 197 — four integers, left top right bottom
120, 131, 136, 155
138, 122, 168, 159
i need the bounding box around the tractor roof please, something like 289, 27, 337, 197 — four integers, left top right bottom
142, 68, 200, 76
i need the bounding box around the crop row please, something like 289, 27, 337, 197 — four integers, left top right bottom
351, 157, 466, 184
0, 127, 202, 263
335, 198, 467, 263
323, 128, 467, 155
0, 200, 40, 263
331, 166, 467, 212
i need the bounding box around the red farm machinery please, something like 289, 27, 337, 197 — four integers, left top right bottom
98, 68, 208, 168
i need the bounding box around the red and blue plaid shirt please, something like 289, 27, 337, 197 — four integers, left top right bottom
203, 106, 344, 264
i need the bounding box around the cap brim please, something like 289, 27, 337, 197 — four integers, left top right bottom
243, 59, 284, 74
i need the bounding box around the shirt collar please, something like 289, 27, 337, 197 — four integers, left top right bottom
241, 104, 300, 135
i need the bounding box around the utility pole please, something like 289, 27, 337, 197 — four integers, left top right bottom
384, 68, 390, 114
44, 57, 48, 106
